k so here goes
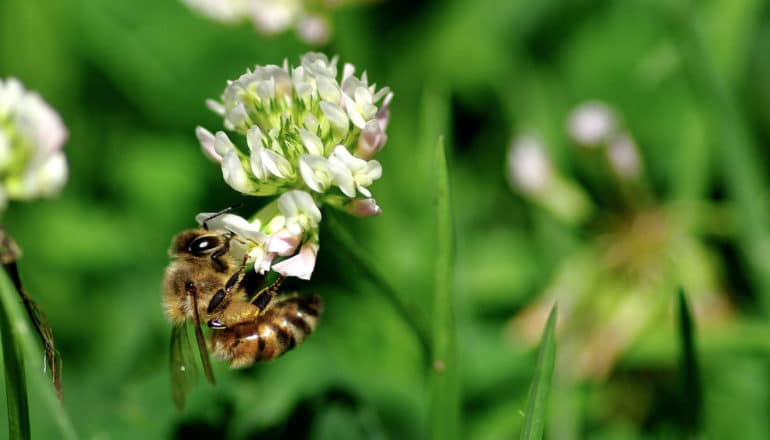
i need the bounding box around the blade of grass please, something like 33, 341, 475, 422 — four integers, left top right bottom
668, 1, 770, 316
429, 135, 460, 440
520, 304, 558, 440
324, 211, 431, 361
0, 268, 77, 439
0, 272, 30, 440
677, 288, 702, 434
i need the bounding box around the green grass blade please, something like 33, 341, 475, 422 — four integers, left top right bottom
520, 304, 558, 440
677, 288, 702, 434
324, 211, 431, 361
668, 2, 770, 317
0, 272, 30, 440
429, 135, 460, 440
0, 268, 77, 439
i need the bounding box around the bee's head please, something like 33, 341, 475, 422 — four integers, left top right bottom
169, 229, 228, 258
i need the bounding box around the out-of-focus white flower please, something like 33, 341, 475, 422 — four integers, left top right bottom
182, 0, 246, 22
0, 78, 69, 211
506, 135, 553, 195
567, 101, 617, 147
296, 14, 331, 45
182, 0, 343, 45
607, 134, 642, 179
506, 134, 593, 224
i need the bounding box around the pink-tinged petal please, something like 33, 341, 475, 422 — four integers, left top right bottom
375, 91, 393, 131
355, 120, 386, 160
196, 126, 222, 163
271, 241, 319, 280
267, 229, 301, 256
346, 198, 382, 217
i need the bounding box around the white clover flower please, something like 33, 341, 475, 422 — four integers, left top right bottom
182, 0, 342, 45
198, 52, 391, 208
567, 101, 617, 147
506, 135, 553, 195
0, 78, 69, 211
607, 134, 642, 179
193, 54, 390, 282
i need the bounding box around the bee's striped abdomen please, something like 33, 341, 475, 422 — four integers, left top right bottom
211, 294, 322, 368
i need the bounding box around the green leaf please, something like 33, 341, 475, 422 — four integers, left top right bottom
677, 288, 702, 434
0, 271, 30, 440
0, 268, 77, 439
429, 135, 461, 440
520, 304, 558, 440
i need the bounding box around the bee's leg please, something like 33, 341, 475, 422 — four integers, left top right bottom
208, 300, 260, 329
250, 275, 286, 313
207, 253, 254, 322
209, 232, 233, 272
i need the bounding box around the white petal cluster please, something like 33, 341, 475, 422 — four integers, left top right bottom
197, 190, 322, 280
182, 0, 336, 45
567, 101, 617, 147
0, 78, 68, 211
197, 52, 391, 216
566, 100, 642, 179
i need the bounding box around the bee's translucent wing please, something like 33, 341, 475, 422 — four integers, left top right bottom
169, 322, 198, 411
191, 290, 216, 385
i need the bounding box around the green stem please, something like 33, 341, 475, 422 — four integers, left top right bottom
428, 136, 460, 440
0, 272, 30, 440
0, 268, 77, 439
324, 211, 432, 361
520, 305, 558, 440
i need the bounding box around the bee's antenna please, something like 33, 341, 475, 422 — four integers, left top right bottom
201, 203, 244, 230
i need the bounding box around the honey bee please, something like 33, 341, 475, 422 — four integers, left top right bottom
162, 216, 323, 409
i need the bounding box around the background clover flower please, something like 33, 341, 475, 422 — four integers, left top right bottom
182, 0, 338, 45
0, 78, 68, 211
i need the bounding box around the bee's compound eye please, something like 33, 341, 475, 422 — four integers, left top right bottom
188, 235, 220, 256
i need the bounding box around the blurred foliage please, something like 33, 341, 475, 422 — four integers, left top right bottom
1, 0, 770, 438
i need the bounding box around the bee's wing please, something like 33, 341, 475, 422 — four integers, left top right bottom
190, 288, 216, 386
169, 322, 198, 411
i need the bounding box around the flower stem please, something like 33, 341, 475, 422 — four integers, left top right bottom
428, 136, 461, 440
324, 210, 432, 362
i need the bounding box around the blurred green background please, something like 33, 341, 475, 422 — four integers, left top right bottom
1, 0, 770, 438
